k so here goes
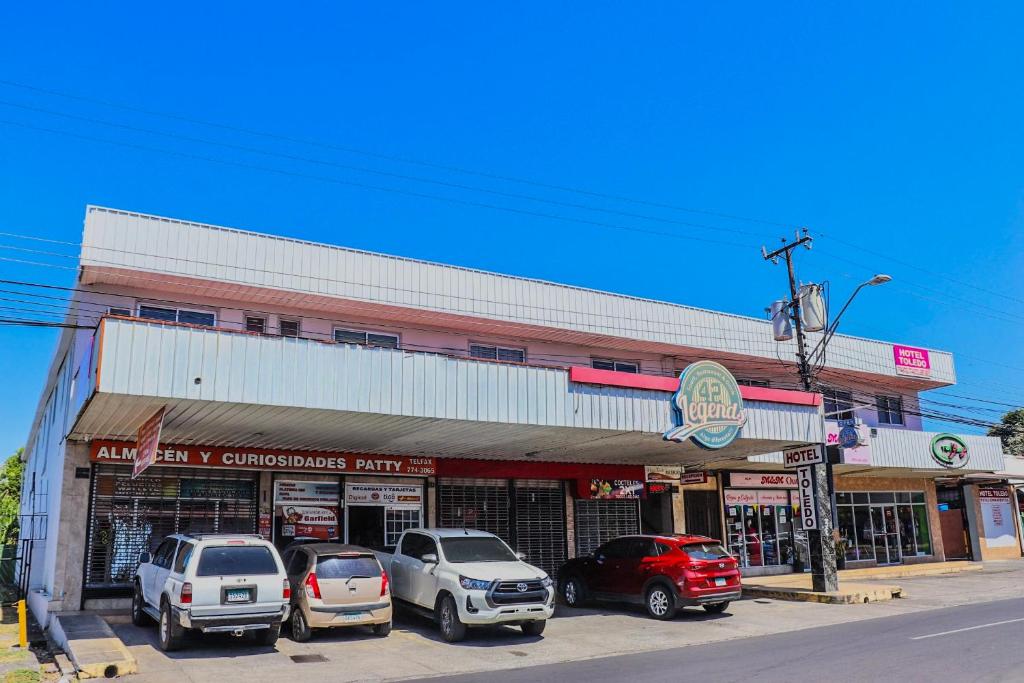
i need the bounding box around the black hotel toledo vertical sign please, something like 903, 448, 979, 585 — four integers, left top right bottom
796, 466, 818, 530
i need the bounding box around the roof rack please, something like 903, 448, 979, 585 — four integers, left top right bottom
181, 533, 265, 541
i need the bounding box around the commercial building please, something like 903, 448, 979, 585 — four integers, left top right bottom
18, 206, 1013, 624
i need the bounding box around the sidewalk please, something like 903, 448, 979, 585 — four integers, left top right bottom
0, 602, 47, 683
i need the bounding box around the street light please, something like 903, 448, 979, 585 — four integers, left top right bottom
809, 274, 891, 363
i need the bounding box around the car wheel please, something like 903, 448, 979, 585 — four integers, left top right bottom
703, 601, 730, 614
521, 620, 546, 637
372, 621, 392, 637
437, 595, 467, 643
256, 623, 281, 647
291, 607, 312, 642
131, 582, 151, 626
645, 584, 677, 621
158, 602, 184, 652
562, 577, 587, 607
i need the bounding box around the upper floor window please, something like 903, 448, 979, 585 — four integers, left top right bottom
138, 304, 215, 327
737, 379, 770, 388
333, 327, 399, 349
470, 344, 525, 363
107, 307, 131, 317
876, 395, 905, 425
592, 359, 639, 374
822, 388, 855, 421
245, 316, 266, 334
279, 319, 300, 338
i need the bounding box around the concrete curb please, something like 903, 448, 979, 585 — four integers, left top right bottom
743, 584, 903, 604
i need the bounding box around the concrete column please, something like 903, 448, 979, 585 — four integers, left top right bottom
671, 488, 685, 533
807, 463, 838, 592
49, 442, 92, 614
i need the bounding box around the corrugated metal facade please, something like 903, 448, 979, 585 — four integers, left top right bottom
94, 318, 823, 446
80, 206, 956, 384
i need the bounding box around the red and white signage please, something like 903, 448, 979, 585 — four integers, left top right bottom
346, 484, 423, 509
893, 344, 931, 378
92, 440, 436, 476
783, 445, 824, 469
729, 473, 798, 489
679, 471, 709, 486
724, 489, 790, 506
132, 407, 166, 480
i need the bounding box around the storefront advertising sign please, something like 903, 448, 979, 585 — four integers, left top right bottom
678, 471, 709, 486
663, 361, 746, 449
645, 465, 683, 482
979, 488, 1016, 548
723, 489, 757, 506
346, 484, 423, 508
783, 445, 824, 469
893, 344, 931, 378
826, 422, 873, 465
132, 406, 166, 480
589, 479, 643, 499
930, 434, 970, 469
274, 480, 340, 505
796, 466, 818, 530
729, 473, 797, 489
91, 440, 437, 476
281, 505, 339, 540
258, 512, 272, 539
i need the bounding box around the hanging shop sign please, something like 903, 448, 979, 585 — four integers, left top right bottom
930, 434, 970, 469
132, 406, 166, 480
663, 361, 746, 449
979, 488, 1016, 548
796, 466, 818, 530
274, 480, 340, 506
346, 484, 423, 509
646, 482, 672, 495
729, 473, 797, 489
589, 479, 644, 499
280, 505, 339, 541
645, 465, 683, 482
91, 440, 436, 476
783, 445, 824, 469
678, 471, 709, 486
893, 344, 932, 378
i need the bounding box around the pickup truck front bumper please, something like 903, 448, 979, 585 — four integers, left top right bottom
459, 588, 555, 625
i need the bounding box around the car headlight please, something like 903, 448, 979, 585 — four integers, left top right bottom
541, 576, 553, 588
459, 576, 491, 591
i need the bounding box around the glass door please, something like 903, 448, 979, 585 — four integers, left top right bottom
869, 505, 902, 565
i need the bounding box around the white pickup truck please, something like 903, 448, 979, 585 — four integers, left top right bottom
376, 528, 554, 642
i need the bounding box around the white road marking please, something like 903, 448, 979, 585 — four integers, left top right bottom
910, 617, 1024, 640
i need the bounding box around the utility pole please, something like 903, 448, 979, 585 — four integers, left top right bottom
762, 229, 838, 593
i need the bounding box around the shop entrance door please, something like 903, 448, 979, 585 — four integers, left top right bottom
869, 505, 902, 565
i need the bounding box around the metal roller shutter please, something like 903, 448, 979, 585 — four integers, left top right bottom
85, 465, 258, 589
514, 482, 566, 578
574, 499, 641, 557
437, 478, 511, 544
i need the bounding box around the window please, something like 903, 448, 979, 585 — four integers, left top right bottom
592, 359, 639, 373
470, 344, 526, 363
196, 546, 278, 576
440, 537, 517, 563
737, 379, 770, 388
152, 539, 177, 569
138, 304, 216, 327
399, 532, 437, 561
333, 328, 399, 349
385, 509, 420, 548
245, 316, 266, 334
108, 307, 131, 317
279, 319, 300, 338
316, 555, 382, 579
822, 388, 855, 420
876, 396, 904, 425
835, 490, 932, 561
679, 542, 731, 560
287, 551, 310, 576
173, 542, 195, 573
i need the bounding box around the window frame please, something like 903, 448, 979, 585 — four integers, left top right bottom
592, 358, 640, 374
469, 343, 526, 363
332, 327, 400, 349
737, 378, 770, 388
278, 319, 301, 338
245, 315, 267, 334
876, 395, 905, 425
107, 306, 131, 317
137, 303, 217, 327
822, 388, 855, 421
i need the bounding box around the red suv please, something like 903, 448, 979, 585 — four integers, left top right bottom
558, 534, 741, 619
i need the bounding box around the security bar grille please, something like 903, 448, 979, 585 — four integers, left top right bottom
437, 478, 511, 545
574, 499, 641, 557
514, 483, 566, 578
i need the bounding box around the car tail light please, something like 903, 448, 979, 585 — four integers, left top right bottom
305, 572, 321, 599
181, 582, 192, 604
283, 577, 291, 600
689, 563, 703, 571
380, 569, 389, 597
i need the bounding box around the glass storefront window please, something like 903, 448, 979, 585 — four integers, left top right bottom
913, 504, 931, 555
724, 489, 806, 569
836, 491, 932, 564
897, 504, 916, 557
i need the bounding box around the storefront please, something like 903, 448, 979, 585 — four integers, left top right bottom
834, 490, 932, 565
722, 472, 810, 573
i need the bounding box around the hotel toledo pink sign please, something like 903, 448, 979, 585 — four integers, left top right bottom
893, 344, 931, 378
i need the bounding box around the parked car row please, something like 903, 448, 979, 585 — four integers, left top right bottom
132, 529, 740, 651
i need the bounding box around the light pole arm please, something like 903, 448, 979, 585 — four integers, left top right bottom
808, 282, 868, 364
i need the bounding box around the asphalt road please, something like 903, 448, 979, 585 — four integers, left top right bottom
431, 597, 1024, 683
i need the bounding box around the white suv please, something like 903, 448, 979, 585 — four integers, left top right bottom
132, 534, 290, 651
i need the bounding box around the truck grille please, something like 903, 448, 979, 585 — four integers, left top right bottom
490, 580, 548, 606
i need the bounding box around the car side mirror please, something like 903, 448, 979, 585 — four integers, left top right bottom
515, 552, 527, 561
138, 551, 152, 565
421, 553, 438, 564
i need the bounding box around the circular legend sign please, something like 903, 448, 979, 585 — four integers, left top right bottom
663, 360, 746, 449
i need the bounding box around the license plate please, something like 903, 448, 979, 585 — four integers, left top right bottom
225, 588, 252, 602
714, 578, 727, 587
341, 612, 367, 622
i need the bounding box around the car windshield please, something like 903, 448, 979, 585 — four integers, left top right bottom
315, 555, 381, 579
196, 546, 279, 576
440, 537, 517, 563
680, 542, 731, 560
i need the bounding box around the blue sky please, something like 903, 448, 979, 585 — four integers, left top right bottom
1, 2, 1022, 456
